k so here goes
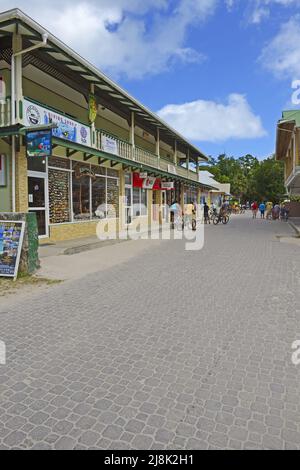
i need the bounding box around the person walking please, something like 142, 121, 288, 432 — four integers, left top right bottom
272, 203, 280, 220
266, 201, 273, 220
204, 202, 210, 224
259, 202, 266, 219
251, 201, 258, 219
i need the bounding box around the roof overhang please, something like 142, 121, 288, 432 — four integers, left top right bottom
275, 119, 295, 161
0, 8, 209, 163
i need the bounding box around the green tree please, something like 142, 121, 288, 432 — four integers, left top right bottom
201, 153, 285, 202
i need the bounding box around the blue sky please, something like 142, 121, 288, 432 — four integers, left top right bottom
6, 0, 300, 159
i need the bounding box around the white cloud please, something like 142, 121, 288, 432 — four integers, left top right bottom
157, 94, 267, 142
260, 15, 300, 79
1, 0, 217, 79
224, 0, 300, 23
251, 1, 300, 24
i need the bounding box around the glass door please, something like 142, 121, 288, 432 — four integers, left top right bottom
161, 190, 167, 222
28, 172, 49, 238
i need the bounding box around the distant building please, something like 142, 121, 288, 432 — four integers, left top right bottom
199, 171, 231, 206
276, 110, 300, 195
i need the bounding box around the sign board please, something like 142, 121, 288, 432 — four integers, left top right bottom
139, 172, 148, 179
26, 129, 52, 158
24, 99, 91, 147
161, 181, 174, 190
142, 176, 156, 190
0, 154, 6, 186
0, 221, 25, 280
168, 164, 177, 175
101, 135, 119, 156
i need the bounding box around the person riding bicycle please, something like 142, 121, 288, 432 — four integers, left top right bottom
170, 201, 182, 229
184, 201, 195, 227
280, 203, 289, 221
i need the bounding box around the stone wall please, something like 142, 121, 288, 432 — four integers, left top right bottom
286, 202, 300, 217
0, 212, 40, 275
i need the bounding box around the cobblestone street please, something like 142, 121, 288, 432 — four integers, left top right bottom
0, 215, 300, 450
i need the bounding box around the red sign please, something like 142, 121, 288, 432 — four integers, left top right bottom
133, 173, 161, 190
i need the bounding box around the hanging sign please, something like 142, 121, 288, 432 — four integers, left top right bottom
161, 182, 174, 190
0, 154, 6, 186
142, 176, 157, 190
26, 129, 52, 158
24, 99, 91, 147
133, 173, 161, 190
0, 221, 25, 280
89, 94, 98, 123
101, 135, 119, 156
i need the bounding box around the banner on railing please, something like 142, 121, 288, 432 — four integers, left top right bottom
168, 164, 177, 175
101, 135, 119, 156
24, 99, 91, 147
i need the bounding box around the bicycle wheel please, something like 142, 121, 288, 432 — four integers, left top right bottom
213, 217, 219, 225
176, 218, 184, 231
222, 215, 229, 225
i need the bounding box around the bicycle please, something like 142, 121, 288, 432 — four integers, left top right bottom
174, 214, 197, 231
280, 209, 289, 222
213, 213, 230, 225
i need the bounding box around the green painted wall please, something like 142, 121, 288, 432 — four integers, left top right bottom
0, 140, 11, 212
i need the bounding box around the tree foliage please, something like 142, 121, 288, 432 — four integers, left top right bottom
202, 154, 285, 203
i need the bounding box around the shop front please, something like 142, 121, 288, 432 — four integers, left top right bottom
26, 154, 120, 241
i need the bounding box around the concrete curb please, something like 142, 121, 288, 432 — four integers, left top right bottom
63, 238, 129, 255
288, 221, 300, 238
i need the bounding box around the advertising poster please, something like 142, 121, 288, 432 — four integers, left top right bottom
26, 129, 52, 158
0, 221, 25, 280
24, 99, 91, 147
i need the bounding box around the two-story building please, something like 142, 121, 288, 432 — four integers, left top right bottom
276, 110, 300, 195
0, 9, 212, 242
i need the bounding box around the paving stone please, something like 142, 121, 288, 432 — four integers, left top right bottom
54, 436, 77, 450
0, 217, 299, 450
102, 425, 123, 440
132, 435, 154, 449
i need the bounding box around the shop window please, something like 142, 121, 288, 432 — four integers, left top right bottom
27, 156, 47, 172
133, 188, 148, 217
48, 156, 70, 170
92, 177, 106, 218
93, 165, 106, 176
49, 168, 71, 224
107, 178, 119, 218
141, 189, 147, 216
124, 173, 132, 185
133, 187, 141, 217
72, 165, 91, 220
107, 168, 119, 178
